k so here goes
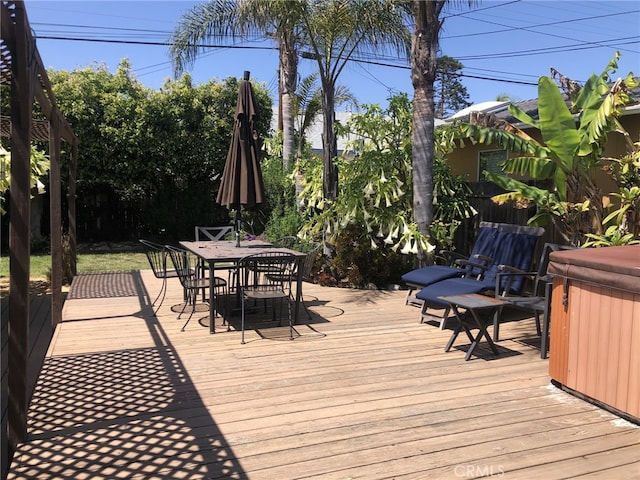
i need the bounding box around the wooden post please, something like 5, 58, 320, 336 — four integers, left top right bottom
8, 0, 35, 447
68, 140, 78, 276
50, 115, 62, 327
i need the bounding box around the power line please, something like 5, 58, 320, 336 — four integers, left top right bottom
32, 8, 638, 92
35, 35, 274, 51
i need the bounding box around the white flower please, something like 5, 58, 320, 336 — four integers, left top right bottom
380, 169, 388, 183
383, 230, 395, 244
370, 238, 378, 250
363, 182, 375, 196
400, 240, 413, 254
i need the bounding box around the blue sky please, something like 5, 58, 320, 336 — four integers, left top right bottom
26, 0, 640, 110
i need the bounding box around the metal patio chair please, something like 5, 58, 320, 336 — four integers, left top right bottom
166, 245, 228, 331
195, 225, 237, 292
237, 251, 298, 344
139, 239, 179, 315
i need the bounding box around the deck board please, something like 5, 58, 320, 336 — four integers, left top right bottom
8, 270, 639, 479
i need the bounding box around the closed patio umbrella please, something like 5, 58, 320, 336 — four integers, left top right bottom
216, 71, 265, 246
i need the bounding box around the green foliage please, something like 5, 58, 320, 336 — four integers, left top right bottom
461, 53, 639, 246
48, 62, 273, 240
0, 146, 50, 215
254, 144, 303, 240
583, 225, 640, 247
295, 94, 475, 287
330, 225, 413, 288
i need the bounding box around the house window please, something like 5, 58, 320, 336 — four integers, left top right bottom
478, 149, 507, 181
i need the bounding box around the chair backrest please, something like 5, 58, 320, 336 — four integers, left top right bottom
195, 226, 234, 241
533, 243, 577, 293
480, 226, 545, 293
497, 242, 576, 296
165, 246, 196, 288
465, 225, 500, 276
300, 242, 321, 282
462, 222, 543, 276
140, 239, 167, 279
274, 236, 298, 249
237, 251, 298, 291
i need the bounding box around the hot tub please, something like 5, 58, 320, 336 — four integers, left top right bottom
547, 245, 639, 422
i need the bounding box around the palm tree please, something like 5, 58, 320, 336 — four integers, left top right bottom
297, 0, 410, 200
410, 1, 443, 265
169, 0, 305, 169
292, 73, 357, 159
410, 1, 473, 265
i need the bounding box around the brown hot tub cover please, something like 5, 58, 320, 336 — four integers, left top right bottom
548, 245, 640, 294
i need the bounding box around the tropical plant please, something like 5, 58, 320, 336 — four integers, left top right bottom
259, 135, 303, 240
295, 94, 475, 286
0, 146, 50, 215
297, 0, 410, 200
169, 0, 305, 169
459, 53, 639, 246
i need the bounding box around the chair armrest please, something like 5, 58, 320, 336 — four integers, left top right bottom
438, 249, 468, 266
495, 268, 537, 297
455, 259, 489, 279
472, 254, 492, 266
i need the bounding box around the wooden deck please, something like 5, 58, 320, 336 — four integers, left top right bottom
8, 270, 640, 479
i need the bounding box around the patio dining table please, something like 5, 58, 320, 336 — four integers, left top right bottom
180, 240, 306, 334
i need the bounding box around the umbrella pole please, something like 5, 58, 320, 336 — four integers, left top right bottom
235, 210, 241, 247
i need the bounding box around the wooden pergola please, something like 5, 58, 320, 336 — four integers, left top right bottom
0, 1, 78, 476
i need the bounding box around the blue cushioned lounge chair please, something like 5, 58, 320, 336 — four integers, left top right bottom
415, 225, 544, 329
402, 222, 541, 305
401, 223, 499, 305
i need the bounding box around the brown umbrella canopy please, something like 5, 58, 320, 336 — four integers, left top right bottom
216, 72, 265, 245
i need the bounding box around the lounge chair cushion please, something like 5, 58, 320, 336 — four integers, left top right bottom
415, 276, 494, 308
401, 265, 464, 287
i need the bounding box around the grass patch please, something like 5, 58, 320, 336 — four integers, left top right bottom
0, 251, 150, 279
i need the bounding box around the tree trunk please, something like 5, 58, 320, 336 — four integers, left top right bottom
411, 1, 442, 265
279, 35, 298, 171
321, 82, 338, 200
